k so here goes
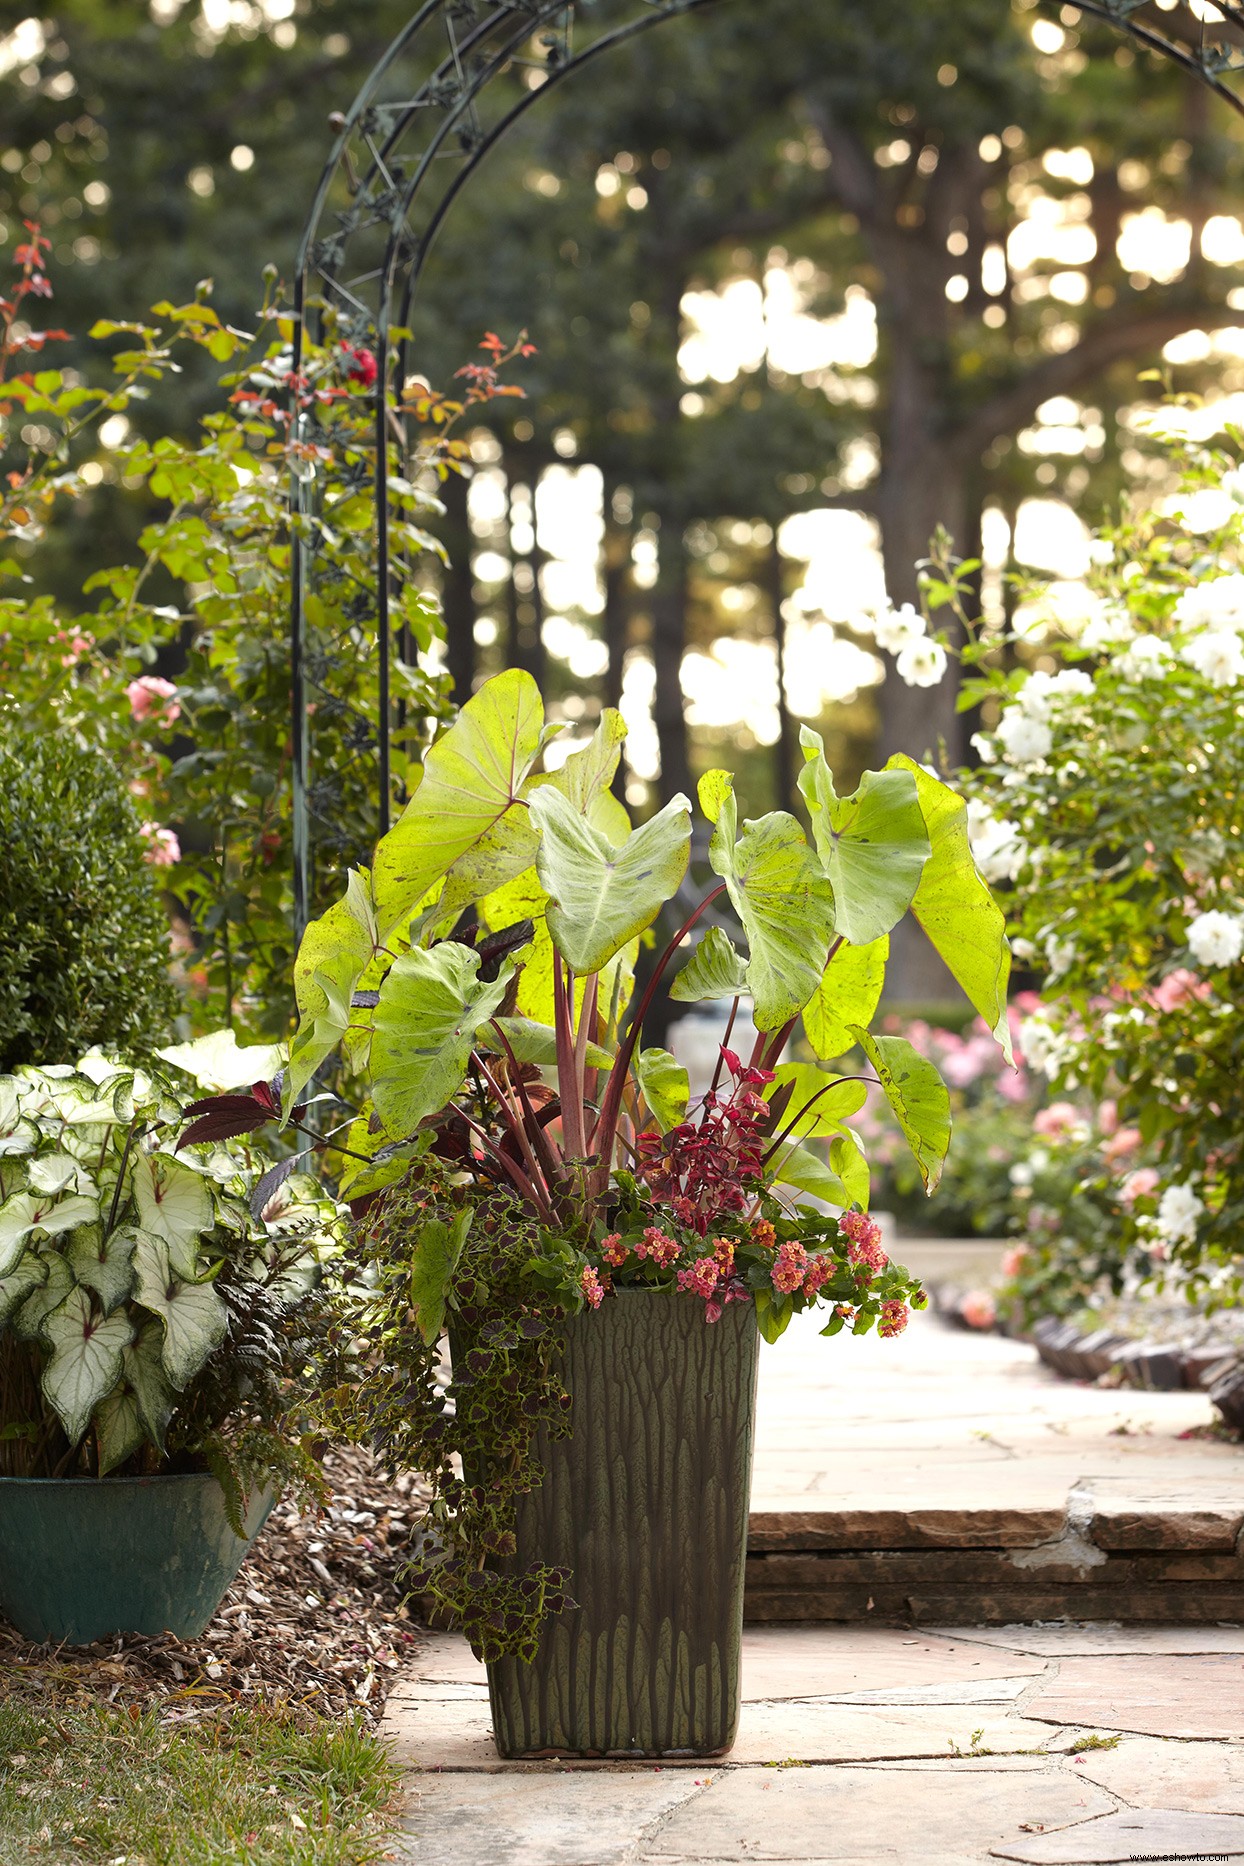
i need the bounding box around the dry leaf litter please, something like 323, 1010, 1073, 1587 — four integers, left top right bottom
0, 1447, 428, 1726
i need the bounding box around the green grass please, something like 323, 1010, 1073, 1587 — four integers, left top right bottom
0, 1698, 404, 1865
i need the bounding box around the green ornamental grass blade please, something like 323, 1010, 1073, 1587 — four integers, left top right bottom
802, 935, 889, 1062
41, 1287, 134, 1444
635, 1048, 690, 1133
370, 944, 517, 1142
132, 1231, 229, 1388
705, 772, 835, 1032
669, 924, 749, 1003
132, 1153, 214, 1279
850, 1025, 951, 1193
371, 668, 546, 936
798, 728, 930, 946
530, 785, 691, 977
411, 1209, 473, 1347
888, 755, 1014, 1063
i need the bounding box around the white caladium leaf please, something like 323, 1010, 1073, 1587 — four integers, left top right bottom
0, 1251, 47, 1326
132, 1230, 228, 1388
28, 1151, 93, 1198
156, 1028, 284, 1093
41, 1286, 134, 1444
94, 1388, 146, 1476
124, 1320, 176, 1450
11, 1249, 75, 1341
0, 1190, 99, 1278
132, 1152, 214, 1279
66, 1223, 138, 1314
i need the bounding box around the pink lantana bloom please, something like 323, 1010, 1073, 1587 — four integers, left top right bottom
677, 1256, 720, 1299
770, 1240, 808, 1294
878, 1299, 909, 1339
141, 823, 180, 867
580, 1265, 605, 1309
127, 675, 181, 725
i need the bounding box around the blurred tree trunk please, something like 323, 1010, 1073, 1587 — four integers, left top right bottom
765, 536, 799, 814
650, 508, 692, 807
439, 468, 476, 707
602, 478, 633, 800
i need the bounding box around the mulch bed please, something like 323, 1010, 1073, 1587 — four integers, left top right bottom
0, 1448, 429, 1727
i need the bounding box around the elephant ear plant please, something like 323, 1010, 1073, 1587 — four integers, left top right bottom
199, 669, 1011, 1658
0, 1048, 341, 1522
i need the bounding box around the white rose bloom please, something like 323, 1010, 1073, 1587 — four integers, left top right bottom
995, 707, 1053, 766
1080, 604, 1136, 650
895, 638, 948, 688
1186, 908, 1244, 968
1044, 933, 1077, 979
970, 730, 998, 765
1175, 571, 1244, 634
1087, 538, 1116, 566
1154, 1181, 1204, 1246
1222, 467, 1244, 507
1018, 1013, 1074, 1080
1114, 634, 1172, 680
873, 602, 926, 654
1182, 628, 1244, 687
967, 802, 1027, 883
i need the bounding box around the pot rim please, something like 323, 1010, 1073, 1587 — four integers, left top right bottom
0, 1470, 225, 1491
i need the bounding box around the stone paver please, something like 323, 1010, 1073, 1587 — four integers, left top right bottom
1024, 1653, 1244, 1739
386, 1622, 1244, 1862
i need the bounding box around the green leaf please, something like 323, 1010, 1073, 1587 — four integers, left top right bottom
95, 1388, 146, 1475
538, 708, 630, 840
754, 1288, 792, 1344
411, 1209, 473, 1347
132, 1231, 229, 1388
41, 1288, 134, 1444
765, 1066, 867, 1140
123, 1320, 176, 1450
798, 729, 930, 945
483, 1015, 611, 1072
66, 1223, 137, 1314
530, 785, 692, 977
285, 868, 379, 1111
635, 1048, 690, 1133
132, 1153, 214, 1279
478, 868, 636, 1035
888, 755, 1013, 1062
707, 776, 835, 1031
850, 1026, 951, 1193
769, 1141, 857, 1210
669, 925, 749, 1003
0, 1252, 47, 1326
370, 944, 516, 1141
12, 1250, 74, 1342
372, 669, 545, 937
802, 936, 889, 1062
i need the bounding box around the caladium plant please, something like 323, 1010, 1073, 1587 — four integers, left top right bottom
0, 1045, 341, 1504
218, 666, 1011, 1344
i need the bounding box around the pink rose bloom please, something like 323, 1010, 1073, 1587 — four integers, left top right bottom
127, 675, 181, 725
1097, 1099, 1118, 1137
1149, 969, 1210, 1013
997, 1068, 1030, 1106
1119, 1167, 1160, 1206
1103, 1126, 1142, 1167
1033, 1101, 1081, 1138
961, 1289, 997, 1330
141, 823, 180, 867
1000, 1245, 1028, 1279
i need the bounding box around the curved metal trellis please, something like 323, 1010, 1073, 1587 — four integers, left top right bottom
289, 0, 1244, 934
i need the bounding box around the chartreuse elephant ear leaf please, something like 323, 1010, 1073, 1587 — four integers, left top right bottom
798, 727, 929, 946
536, 707, 631, 841
529, 785, 692, 977
635, 1048, 690, 1133
369, 944, 519, 1141
802, 934, 888, 1062
285, 866, 381, 1114
850, 1025, 951, 1193
371, 668, 547, 936
704, 771, 835, 1032
670, 924, 749, 1003
887, 755, 1013, 1063
770, 1132, 870, 1211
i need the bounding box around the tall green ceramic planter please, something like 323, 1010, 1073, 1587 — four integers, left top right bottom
484, 1289, 759, 1760
0, 1473, 272, 1645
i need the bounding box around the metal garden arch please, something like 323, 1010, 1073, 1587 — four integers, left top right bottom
289, 0, 1244, 933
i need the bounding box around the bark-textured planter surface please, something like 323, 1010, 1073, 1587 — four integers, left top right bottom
0, 1472, 272, 1645
485, 1289, 759, 1760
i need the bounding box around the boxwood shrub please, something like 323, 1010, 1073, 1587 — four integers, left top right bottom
0, 731, 178, 1070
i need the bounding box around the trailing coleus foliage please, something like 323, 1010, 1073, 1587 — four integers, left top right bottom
224, 667, 1011, 1337
0, 1045, 341, 1500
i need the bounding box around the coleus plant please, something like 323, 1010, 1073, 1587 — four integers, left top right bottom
205, 666, 1011, 1347
0, 1048, 340, 1505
